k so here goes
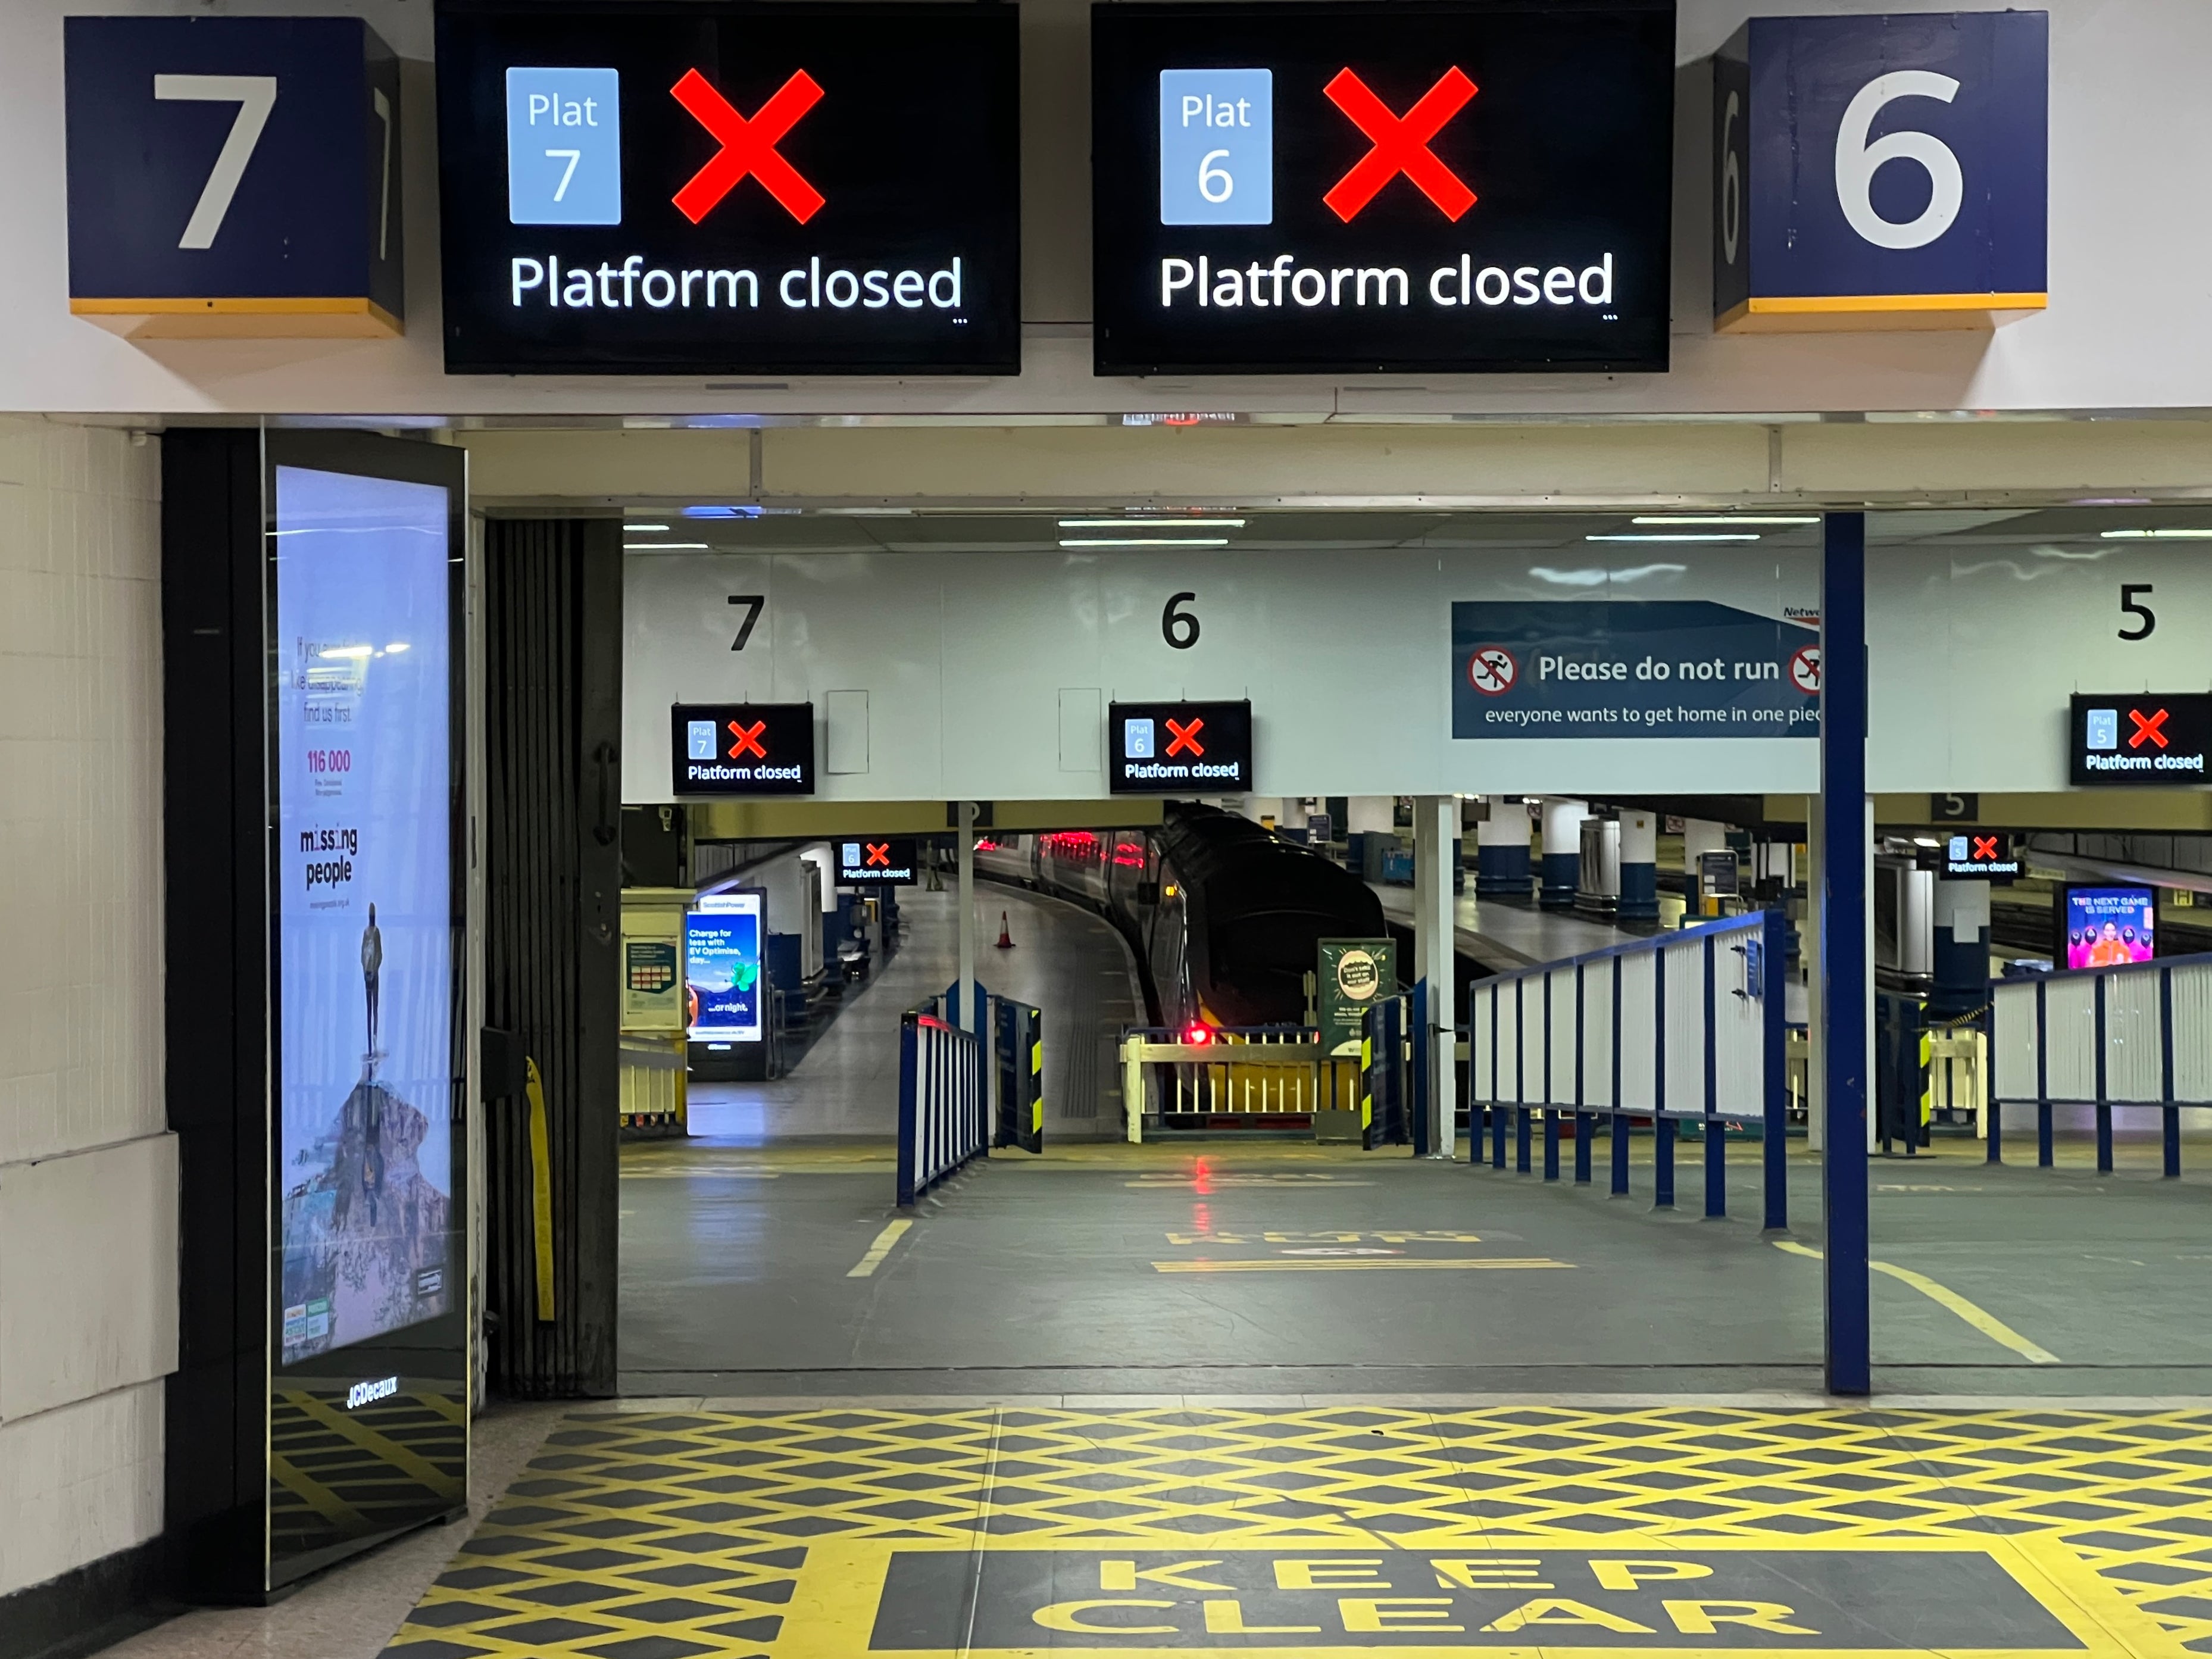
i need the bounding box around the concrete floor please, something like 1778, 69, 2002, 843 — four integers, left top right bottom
618, 1131, 2212, 1398
104, 887, 2212, 1659
685, 883, 1140, 1141
627, 882, 2212, 1396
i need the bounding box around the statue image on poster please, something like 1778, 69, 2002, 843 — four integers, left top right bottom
274, 465, 456, 1367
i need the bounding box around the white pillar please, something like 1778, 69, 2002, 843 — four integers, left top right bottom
1348, 795, 1396, 834
1618, 810, 1658, 921
1539, 797, 1588, 910
1682, 817, 1728, 871
1682, 817, 1729, 914
1414, 795, 1457, 1157
958, 802, 977, 1037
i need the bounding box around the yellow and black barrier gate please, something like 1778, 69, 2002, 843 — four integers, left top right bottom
993, 996, 1045, 1154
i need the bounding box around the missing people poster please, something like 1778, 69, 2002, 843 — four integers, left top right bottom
274, 465, 457, 1367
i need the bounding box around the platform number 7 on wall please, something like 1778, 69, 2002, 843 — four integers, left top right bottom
153, 74, 278, 249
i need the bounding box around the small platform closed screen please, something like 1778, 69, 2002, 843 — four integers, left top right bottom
671, 701, 816, 795
1109, 699, 1253, 793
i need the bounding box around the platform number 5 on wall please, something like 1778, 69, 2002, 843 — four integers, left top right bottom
2119, 583, 2155, 641
153, 74, 277, 249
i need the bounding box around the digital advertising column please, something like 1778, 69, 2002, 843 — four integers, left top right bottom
263, 433, 470, 1585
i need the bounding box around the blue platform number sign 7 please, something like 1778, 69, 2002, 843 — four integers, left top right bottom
1159, 69, 1272, 226
505, 67, 622, 226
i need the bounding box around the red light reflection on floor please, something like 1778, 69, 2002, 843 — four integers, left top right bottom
1192, 1158, 1213, 1196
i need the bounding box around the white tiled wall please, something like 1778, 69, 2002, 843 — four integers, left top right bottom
0, 416, 173, 1597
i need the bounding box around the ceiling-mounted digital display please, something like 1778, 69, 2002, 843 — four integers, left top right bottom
2069, 693, 2212, 787
671, 702, 816, 795
1091, 1, 1676, 376
1108, 699, 1254, 793
837, 837, 918, 886
435, 2, 1019, 374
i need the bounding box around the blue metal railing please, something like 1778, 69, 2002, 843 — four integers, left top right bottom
896, 1010, 987, 1205
1464, 908, 1791, 1228
1990, 949, 2212, 1176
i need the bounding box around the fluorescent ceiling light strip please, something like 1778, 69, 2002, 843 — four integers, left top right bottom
1586, 533, 1761, 543
624, 541, 710, 550
1056, 517, 1245, 529
1630, 515, 1819, 526
2101, 528, 2212, 539
1059, 536, 1230, 548
623, 522, 670, 532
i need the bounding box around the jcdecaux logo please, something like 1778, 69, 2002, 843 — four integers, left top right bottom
501, 62, 966, 318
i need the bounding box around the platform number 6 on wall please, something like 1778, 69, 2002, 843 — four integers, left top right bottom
153, 74, 278, 249
1835, 71, 1963, 251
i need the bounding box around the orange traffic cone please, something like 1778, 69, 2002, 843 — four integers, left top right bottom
995, 910, 1016, 949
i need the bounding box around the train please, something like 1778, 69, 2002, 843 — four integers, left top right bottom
974, 803, 1386, 1029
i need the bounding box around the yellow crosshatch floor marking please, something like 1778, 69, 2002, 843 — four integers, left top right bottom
382, 1404, 2212, 1659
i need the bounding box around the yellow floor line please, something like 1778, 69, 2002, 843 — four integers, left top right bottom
1151, 1256, 1571, 1273
846, 1218, 914, 1278
1773, 1239, 2061, 1364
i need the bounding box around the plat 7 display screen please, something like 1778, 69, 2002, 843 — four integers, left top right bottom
1091, 0, 1675, 376
435, 1, 1018, 374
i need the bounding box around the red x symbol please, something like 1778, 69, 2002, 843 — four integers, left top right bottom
726, 718, 767, 760
1164, 717, 1204, 758
865, 842, 891, 867
671, 68, 824, 225
2129, 707, 2170, 749
1972, 835, 2001, 861
1323, 67, 1477, 223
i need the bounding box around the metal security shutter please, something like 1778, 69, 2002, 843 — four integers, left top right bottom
482, 519, 623, 1396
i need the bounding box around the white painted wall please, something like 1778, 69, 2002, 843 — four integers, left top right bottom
624, 541, 1821, 802
4, 0, 2212, 419
0, 418, 172, 1598
625, 512, 2212, 802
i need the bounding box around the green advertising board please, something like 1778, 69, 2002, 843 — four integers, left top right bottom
1317, 938, 1396, 1057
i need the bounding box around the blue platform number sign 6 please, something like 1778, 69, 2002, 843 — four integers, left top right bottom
1158, 69, 1273, 226
1713, 13, 2047, 321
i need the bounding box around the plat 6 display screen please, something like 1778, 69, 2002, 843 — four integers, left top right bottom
1091, 0, 1676, 375
435, 1, 1018, 374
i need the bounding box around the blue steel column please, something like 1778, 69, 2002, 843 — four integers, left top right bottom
1821, 511, 1872, 1396
1703, 933, 1724, 1219
896, 1011, 920, 1206
1574, 962, 1594, 1183
1762, 907, 1788, 1229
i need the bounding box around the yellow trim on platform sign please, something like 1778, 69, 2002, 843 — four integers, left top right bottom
69, 295, 402, 338
1717, 291, 2047, 335
1757, 291, 2047, 314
